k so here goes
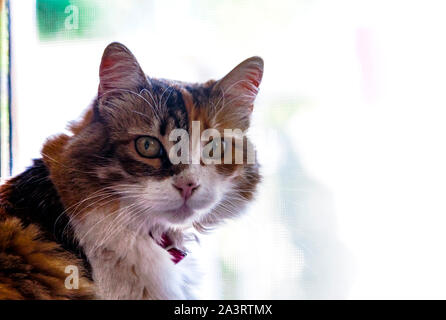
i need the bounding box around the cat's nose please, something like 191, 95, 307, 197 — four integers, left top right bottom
173, 180, 200, 200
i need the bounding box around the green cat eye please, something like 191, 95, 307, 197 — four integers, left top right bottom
205, 138, 227, 158
212, 139, 226, 156
135, 136, 163, 158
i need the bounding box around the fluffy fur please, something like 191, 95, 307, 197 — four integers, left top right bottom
0, 42, 263, 299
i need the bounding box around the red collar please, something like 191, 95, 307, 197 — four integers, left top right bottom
157, 234, 187, 264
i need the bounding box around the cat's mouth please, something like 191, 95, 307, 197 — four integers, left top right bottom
177, 203, 193, 215
136, 189, 219, 224
164, 202, 195, 220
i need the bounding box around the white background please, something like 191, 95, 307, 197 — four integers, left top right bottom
9, 0, 446, 299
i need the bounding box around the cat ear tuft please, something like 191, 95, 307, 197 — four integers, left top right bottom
214, 56, 264, 109
98, 42, 147, 96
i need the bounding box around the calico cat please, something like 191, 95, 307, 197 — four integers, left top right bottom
0, 42, 263, 299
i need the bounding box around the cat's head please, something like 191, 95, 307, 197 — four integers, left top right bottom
43, 42, 263, 233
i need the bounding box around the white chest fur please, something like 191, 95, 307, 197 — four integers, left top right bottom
75, 209, 195, 299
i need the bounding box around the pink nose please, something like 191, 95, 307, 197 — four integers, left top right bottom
173, 180, 200, 200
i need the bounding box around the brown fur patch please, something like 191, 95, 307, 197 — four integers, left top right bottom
0, 216, 94, 300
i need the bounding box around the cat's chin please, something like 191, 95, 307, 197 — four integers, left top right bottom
162, 204, 198, 224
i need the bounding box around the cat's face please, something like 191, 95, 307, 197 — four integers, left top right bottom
44, 43, 263, 232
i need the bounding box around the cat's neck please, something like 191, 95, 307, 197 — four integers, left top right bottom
74, 206, 192, 299
0, 159, 90, 272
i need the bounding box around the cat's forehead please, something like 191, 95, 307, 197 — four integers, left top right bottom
145, 79, 189, 134
101, 77, 218, 140
136, 78, 215, 132
146, 78, 214, 107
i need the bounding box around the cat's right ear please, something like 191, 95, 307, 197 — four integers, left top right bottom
98, 42, 147, 97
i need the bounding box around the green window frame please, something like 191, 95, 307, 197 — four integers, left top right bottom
0, 0, 11, 179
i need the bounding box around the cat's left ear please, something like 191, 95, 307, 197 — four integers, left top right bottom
213, 56, 264, 111
98, 42, 147, 97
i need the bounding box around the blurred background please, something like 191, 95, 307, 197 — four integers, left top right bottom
1, 0, 446, 299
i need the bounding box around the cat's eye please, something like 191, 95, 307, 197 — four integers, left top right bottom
213, 139, 227, 156
135, 136, 163, 158
204, 138, 227, 159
